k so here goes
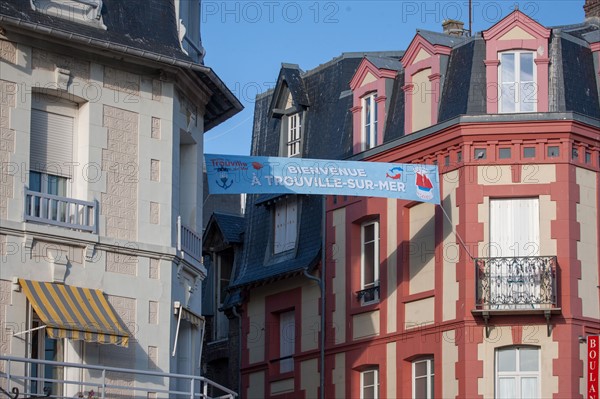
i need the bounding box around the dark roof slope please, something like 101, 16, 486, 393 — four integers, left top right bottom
383, 72, 405, 143
416, 29, 467, 47
0, 0, 188, 61
438, 38, 486, 121
212, 213, 246, 244
366, 55, 404, 71
560, 36, 600, 118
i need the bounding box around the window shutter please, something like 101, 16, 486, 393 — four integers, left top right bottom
274, 202, 286, 253
279, 310, 295, 373
30, 109, 74, 177
284, 198, 297, 251
490, 199, 539, 257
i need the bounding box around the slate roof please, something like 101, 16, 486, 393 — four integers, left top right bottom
416, 29, 468, 47
366, 55, 404, 71
212, 213, 246, 244
0, 0, 187, 61
0, 0, 243, 131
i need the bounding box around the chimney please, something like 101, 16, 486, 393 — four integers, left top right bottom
584, 0, 600, 18
442, 19, 465, 37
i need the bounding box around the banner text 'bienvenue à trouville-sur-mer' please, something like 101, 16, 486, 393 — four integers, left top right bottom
205, 154, 440, 205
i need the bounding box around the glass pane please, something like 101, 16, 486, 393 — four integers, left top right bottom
414, 378, 426, 398
498, 377, 516, 399
497, 349, 516, 372
519, 348, 539, 371
521, 377, 538, 399
414, 361, 427, 377
364, 224, 374, 242
501, 83, 516, 113
523, 147, 536, 158
363, 370, 374, 386
520, 53, 534, 82
520, 82, 535, 112
29, 171, 41, 192
363, 242, 375, 285
501, 53, 515, 82
363, 386, 375, 399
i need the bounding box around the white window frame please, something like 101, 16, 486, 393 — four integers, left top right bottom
273, 197, 298, 254
279, 310, 295, 373
495, 347, 540, 399
412, 357, 434, 399
361, 93, 378, 150
287, 112, 302, 157
360, 367, 379, 399
360, 220, 380, 304
498, 51, 537, 113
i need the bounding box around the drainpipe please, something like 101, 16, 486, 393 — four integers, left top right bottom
302, 195, 326, 399
231, 306, 243, 399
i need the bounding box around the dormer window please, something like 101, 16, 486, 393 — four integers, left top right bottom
499, 51, 536, 113
287, 113, 302, 157
362, 93, 378, 150
31, 0, 106, 28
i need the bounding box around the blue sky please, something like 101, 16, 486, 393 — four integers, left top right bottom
201, 1, 586, 155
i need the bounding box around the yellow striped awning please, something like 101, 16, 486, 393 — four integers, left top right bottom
19, 279, 130, 347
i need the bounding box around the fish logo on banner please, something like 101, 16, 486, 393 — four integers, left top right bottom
415, 167, 434, 201
386, 166, 403, 180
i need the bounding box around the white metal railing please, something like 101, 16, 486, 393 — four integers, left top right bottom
177, 216, 202, 262
24, 190, 97, 233
0, 355, 236, 399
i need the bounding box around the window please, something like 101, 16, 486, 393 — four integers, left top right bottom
28, 97, 77, 221
412, 357, 434, 399
287, 113, 302, 157
279, 310, 295, 373
499, 148, 511, 159
360, 221, 379, 304
547, 146, 559, 158
496, 347, 540, 399
499, 52, 536, 113
30, 313, 64, 396
489, 199, 542, 309
474, 148, 487, 160
523, 147, 536, 158
490, 198, 539, 258
360, 368, 379, 399
274, 197, 298, 254
362, 93, 378, 150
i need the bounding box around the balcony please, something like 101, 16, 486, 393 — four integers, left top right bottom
177, 216, 202, 263
25, 190, 97, 233
0, 355, 237, 399
473, 256, 560, 336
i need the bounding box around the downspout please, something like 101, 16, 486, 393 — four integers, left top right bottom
231, 306, 243, 399
302, 195, 326, 399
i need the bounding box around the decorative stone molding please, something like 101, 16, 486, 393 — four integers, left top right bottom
48, 249, 69, 283
55, 67, 71, 90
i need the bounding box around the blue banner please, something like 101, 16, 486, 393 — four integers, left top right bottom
205, 154, 440, 204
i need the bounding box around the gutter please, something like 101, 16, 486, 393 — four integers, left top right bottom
0, 14, 243, 129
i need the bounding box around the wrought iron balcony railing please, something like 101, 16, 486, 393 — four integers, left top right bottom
24, 190, 97, 233
356, 285, 380, 304
475, 256, 558, 310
